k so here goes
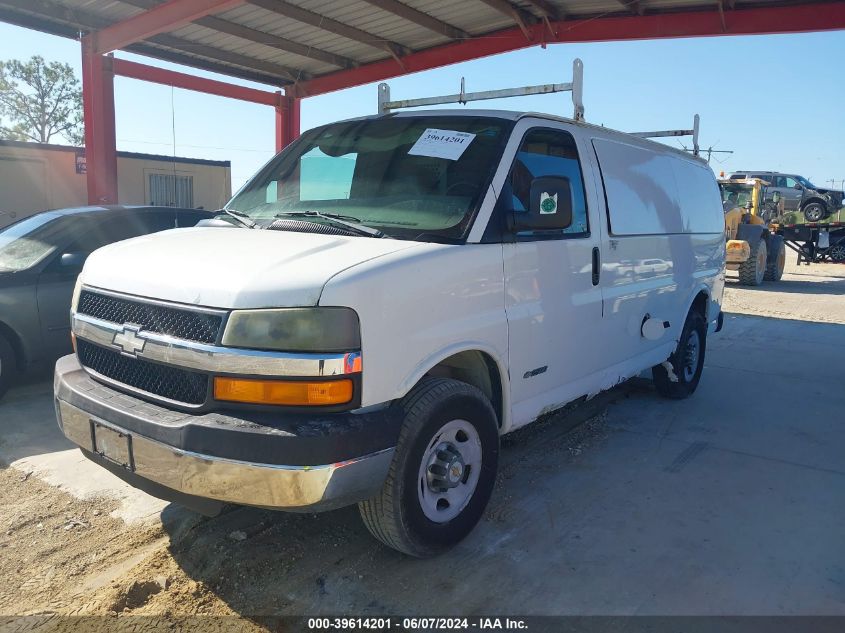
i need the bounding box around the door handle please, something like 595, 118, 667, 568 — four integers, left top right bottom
591, 247, 600, 286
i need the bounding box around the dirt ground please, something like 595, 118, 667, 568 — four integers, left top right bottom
1, 257, 844, 627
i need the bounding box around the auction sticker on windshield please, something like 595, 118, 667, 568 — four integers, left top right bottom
408, 128, 476, 161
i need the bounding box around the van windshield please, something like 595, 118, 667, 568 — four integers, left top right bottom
226, 116, 512, 242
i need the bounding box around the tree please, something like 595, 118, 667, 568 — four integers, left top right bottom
0, 55, 83, 145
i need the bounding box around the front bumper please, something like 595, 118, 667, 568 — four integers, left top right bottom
54, 355, 400, 512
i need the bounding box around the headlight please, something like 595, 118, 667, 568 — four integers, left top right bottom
70, 279, 83, 312
222, 307, 360, 353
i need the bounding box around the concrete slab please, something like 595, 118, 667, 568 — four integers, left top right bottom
0, 374, 169, 524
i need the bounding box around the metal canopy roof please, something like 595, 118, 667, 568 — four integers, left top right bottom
1, 0, 842, 96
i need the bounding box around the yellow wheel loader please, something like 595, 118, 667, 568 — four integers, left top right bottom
719, 178, 786, 285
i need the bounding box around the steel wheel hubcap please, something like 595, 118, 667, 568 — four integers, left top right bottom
418, 419, 482, 523
683, 330, 700, 382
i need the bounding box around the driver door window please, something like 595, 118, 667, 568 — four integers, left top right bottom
500, 128, 589, 237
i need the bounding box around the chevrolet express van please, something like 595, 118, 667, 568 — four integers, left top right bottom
54, 110, 725, 557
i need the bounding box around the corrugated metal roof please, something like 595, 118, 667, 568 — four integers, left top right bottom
0, 0, 837, 93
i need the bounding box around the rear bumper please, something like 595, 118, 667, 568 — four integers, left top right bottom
54, 355, 400, 511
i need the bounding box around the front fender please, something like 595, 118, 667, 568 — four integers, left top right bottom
396, 341, 512, 431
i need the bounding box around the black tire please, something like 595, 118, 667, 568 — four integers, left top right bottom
764, 235, 786, 281
828, 241, 845, 263
652, 310, 707, 400
358, 377, 499, 558
737, 238, 767, 286
0, 333, 17, 400
803, 202, 826, 223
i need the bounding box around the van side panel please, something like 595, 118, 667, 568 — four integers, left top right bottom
593, 139, 684, 235
672, 160, 726, 234
592, 138, 724, 237
590, 136, 724, 370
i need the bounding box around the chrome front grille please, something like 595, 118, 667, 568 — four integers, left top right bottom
77, 290, 223, 344
77, 339, 209, 406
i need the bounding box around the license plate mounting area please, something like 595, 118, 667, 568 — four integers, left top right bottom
92, 422, 134, 470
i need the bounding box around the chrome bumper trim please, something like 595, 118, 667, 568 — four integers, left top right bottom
72, 312, 358, 377
57, 400, 393, 511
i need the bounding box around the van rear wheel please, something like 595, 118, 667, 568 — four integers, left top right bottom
358, 377, 499, 558
652, 311, 707, 400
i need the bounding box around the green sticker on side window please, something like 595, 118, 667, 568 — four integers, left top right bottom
540, 192, 557, 214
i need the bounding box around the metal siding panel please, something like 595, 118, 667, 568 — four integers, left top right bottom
10, 0, 837, 87
217, 5, 393, 62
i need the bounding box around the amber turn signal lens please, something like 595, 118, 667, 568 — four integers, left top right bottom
213, 377, 353, 406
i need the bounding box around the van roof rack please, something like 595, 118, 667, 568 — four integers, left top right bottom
377, 58, 585, 122
631, 114, 701, 157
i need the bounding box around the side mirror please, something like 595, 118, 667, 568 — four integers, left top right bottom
512, 176, 573, 232
59, 252, 87, 269
793, 183, 803, 190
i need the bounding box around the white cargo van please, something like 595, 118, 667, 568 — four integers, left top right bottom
55, 110, 725, 556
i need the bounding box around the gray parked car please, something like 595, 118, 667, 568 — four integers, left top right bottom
0, 205, 212, 398
728, 171, 844, 222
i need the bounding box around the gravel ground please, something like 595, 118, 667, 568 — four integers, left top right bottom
722, 258, 845, 324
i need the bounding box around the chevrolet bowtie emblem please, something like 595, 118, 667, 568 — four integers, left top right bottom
112, 325, 146, 357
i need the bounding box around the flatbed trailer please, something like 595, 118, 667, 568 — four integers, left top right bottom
775, 222, 845, 264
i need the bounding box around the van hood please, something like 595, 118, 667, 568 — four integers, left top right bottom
80, 227, 420, 309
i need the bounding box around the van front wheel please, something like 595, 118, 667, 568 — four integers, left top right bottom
652, 311, 707, 400
359, 378, 499, 557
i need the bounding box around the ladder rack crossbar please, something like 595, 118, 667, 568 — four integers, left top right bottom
631, 129, 694, 138
377, 59, 584, 121
382, 82, 573, 111
631, 114, 701, 156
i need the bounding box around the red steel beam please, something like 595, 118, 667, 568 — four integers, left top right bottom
94, 0, 245, 54
275, 92, 301, 153
81, 35, 118, 205
112, 58, 279, 106
293, 2, 845, 97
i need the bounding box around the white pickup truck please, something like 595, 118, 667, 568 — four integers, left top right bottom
55, 110, 725, 557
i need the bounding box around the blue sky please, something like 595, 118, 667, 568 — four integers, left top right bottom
1, 21, 843, 191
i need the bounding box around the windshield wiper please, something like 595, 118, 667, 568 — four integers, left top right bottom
274, 211, 386, 238
217, 208, 256, 229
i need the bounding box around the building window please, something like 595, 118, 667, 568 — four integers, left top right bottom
149, 173, 194, 208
